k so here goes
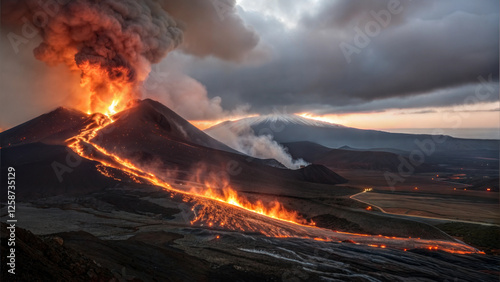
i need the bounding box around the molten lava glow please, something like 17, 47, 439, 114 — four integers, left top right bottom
64, 102, 484, 255
107, 100, 120, 117
78, 61, 134, 116
66, 110, 313, 228
190, 184, 315, 226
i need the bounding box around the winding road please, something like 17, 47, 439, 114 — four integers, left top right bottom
350, 190, 499, 227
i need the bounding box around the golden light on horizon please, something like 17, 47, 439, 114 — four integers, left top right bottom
190, 114, 259, 130
297, 102, 500, 130
297, 113, 343, 125
189, 102, 499, 132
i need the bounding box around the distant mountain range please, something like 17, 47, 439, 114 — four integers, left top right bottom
281, 141, 433, 172
206, 114, 499, 153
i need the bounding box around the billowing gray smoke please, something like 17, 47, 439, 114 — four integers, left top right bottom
206, 123, 309, 170
2, 0, 183, 113
1, 0, 260, 128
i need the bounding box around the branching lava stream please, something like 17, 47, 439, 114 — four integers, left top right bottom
65, 105, 484, 255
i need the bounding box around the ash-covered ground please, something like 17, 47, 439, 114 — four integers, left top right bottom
2, 185, 499, 282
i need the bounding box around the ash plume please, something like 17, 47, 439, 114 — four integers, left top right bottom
1, 0, 260, 127
3, 0, 183, 113
207, 124, 308, 169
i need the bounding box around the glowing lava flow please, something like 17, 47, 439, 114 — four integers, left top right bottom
65, 109, 313, 227
190, 184, 315, 226
65, 107, 484, 255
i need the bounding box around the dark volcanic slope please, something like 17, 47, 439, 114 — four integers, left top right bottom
0, 143, 119, 198
0, 222, 114, 281
116, 99, 239, 153
94, 99, 347, 186
1, 107, 88, 147
207, 115, 499, 152
0, 99, 346, 200
0, 223, 268, 281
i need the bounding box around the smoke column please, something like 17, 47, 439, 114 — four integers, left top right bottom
207, 124, 309, 169
3, 0, 183, 114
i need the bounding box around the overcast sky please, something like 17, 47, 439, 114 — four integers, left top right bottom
153, 0, 499, 123
1, 0, 499, 130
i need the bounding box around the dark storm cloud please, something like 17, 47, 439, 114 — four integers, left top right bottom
159, 0, 260, 61
300, 0, 424, 29
179, 0, 499, 115
0, 0, 260, 129
305, 82, 500, 115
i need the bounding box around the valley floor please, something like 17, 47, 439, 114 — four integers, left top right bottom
1, 178, 499, 281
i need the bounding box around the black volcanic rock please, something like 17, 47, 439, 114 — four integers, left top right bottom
0, 222, 114, 281
110, 99, 239, 153
1, 107, 87, 148
1, 143, 121, 199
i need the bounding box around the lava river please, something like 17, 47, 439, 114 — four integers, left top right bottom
66, 112, 482, 255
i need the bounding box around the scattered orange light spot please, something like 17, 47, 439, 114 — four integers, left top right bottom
487, 188, 491, 191
216, 235, 220, 239
366, 206, 372, 211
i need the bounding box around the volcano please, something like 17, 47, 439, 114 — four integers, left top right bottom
2, 100, 499, 281
0, 99, 346, 199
